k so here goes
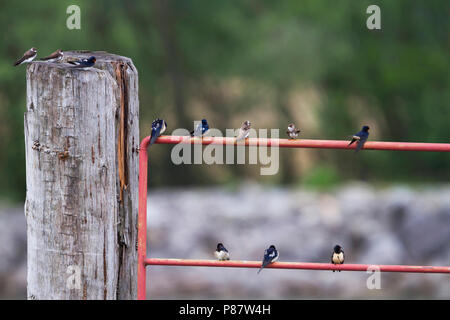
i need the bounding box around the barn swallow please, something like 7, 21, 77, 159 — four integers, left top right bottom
40, 49, 64, 63
286, 123, 301, 139
13, 47, 37, 66
214, 243, 230, 261
149, 118, 167, 146
331, 245, 345, 272
190, 119, 209, 137
236, 120, 251, 141
348, 125, 369, 152
257, 245, 278, 274
68, 56, 96, 69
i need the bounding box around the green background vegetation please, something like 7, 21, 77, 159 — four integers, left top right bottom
0, 0, 448, 203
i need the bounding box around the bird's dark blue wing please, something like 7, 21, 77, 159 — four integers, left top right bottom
262, 250, 273, 267
354, 132, 369, 152
355, 138, 365, 152
150, 128, 160, 145
202, 120, 209, 134
262, 257, 270, 268
150, 120, 162, 146
258, 254, 269, 274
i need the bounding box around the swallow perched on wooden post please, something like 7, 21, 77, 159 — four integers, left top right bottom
348, 125, 369, 152
257, 245, 278, 274
214, 243, 230, 261
68, 56, 96, 69
40, 49, 64, 63
286, 123, 301, 139
236, 120, 251, 141
331, 244, 345, 272
190, 119, 209, 137
13, 47, 37, 66
149, 118, 167, 146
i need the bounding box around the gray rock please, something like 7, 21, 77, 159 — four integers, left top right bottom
1, 183, 449, 299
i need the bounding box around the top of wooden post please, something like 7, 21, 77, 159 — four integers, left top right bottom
27, 50, 137, 76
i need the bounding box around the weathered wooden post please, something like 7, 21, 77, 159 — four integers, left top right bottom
24, 51, 139, 299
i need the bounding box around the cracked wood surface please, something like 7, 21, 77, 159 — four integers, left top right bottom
24, 51, 139, 299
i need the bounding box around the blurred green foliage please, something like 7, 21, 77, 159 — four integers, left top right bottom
302, 165, 340, 190
0, 0, 448, 202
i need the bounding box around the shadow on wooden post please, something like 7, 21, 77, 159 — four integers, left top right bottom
24, 51, 139, 300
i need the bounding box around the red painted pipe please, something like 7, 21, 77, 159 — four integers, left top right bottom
137, 135, 450, 299
137, 136, 151, 300
145, 258, 450, 274
152, 135, 450, 152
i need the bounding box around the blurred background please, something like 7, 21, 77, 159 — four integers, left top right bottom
0, 0, 449, 299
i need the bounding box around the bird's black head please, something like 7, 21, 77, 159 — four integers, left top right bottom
201, 119, 208, 124
217, 243, 224, 250
334, 245, 342, 253
88, 56, 96, 63
269, 245, 276, 250
362, 125, 370, 132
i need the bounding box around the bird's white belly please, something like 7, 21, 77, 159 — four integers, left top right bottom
22, 56, 36, 64
48, 57, 62, 63
215, 250, 229, 261
332, 252, 344, 264
270, 251, 279, 263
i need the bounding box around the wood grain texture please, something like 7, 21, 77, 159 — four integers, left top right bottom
24, 51, 139, 300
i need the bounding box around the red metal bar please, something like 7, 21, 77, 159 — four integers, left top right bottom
137, 135, 450, 299
145, 258, 450, 274
137, 136, 151, 300
153, 135, 450, 152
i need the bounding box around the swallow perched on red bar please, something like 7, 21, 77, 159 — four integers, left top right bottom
236, 120, 251, 141
68, 56, 96, 69
348, 125, 370, 152
258, 245, 278, 274
13, 47, 37, 66
331, 244, 345, 272
40, 49, 64, 63
286, 123, 301, 139
149, 118, 167, 146
214, 243, 230, 261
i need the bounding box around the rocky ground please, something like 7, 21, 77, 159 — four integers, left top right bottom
0, 206, 27, 299
1, 183, 449, 299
